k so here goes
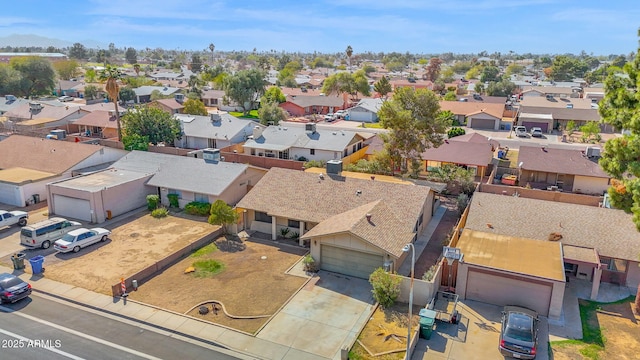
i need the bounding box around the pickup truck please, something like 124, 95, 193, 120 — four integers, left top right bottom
0, 210, 28, 227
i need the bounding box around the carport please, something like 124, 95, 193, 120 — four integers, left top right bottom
455, 230, 565, 320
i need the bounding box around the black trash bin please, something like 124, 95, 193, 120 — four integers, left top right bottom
32, 194, 40, 204
11, 253, 26, 270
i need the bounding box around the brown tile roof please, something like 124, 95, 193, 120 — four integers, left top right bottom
519, 97, 595, 109
522, 86, 576, 95
237, 167, 431, 245
80, 102, 117, 112
301, 200, 415, 257
4, 103, 88, 121
450, 132, 500, 150
464, 192, 639, 261
0, 135, 103, 174
457, 230, 565, 282
278, 87, 323, 97
154, 98, 185, 110
438, 101, 505, 120
74, 110, 118, 129
421, 140, 494, 167
517, 146, 609, 178
287, 95, 344, 108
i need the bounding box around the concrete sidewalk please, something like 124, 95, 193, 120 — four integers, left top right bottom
397, 204, 446, 276
0, 265, 333, 360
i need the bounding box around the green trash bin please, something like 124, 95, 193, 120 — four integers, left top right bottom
419, 309, 436, 339
11, 253, 26, 270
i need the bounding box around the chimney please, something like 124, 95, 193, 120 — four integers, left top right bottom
252, 126, 264, 139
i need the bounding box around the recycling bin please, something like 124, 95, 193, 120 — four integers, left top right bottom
11, 253, 26, 270
419, 308, 436, 339
29, 255, 45, 275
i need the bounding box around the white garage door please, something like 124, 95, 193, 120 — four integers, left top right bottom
0, 183, 20, 206
53, 195, 91, 222
466, 269, 552, 316
321, 245, 383, 279
349, 110, 374, 122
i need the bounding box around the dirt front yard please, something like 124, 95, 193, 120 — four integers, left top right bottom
128, 237, 309, 334
552, 297, 640, 360
37, 212, 217, 294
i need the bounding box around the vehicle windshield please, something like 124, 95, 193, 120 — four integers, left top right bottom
21, 229, 33, 238
60, 233, 76, 242
505, 312, 534, 342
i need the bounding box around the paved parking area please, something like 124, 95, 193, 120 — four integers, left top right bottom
256, 271, 375, 359
412, 300, 549, 360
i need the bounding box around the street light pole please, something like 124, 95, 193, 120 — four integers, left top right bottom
403, 243, 415, 359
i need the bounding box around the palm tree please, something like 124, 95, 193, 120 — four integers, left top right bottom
99, 65, 123, 141
209, 43, 215, 63
133, 64, 141, 76
346, 45, 353, 67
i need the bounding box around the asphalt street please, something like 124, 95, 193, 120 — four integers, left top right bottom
0, 293, 249, 360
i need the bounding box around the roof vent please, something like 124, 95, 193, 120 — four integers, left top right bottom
566, 103, 573, 109
318, 173, 325, 180
305, 123, 317, 133
366, 213, 372, 222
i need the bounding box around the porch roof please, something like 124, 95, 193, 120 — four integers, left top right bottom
563, 245, 600, 266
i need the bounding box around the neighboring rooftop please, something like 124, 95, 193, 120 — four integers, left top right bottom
517, 145, 609, 178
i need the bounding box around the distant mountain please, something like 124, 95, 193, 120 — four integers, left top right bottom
0, 34, 104, 49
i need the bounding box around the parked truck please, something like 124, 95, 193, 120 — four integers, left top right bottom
0, 210, 28, 227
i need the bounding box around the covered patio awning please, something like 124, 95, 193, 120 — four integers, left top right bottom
563, 245, 600, 266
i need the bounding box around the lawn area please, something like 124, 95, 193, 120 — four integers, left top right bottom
551, 297, 640, 360
229, 110, 259, 119
128, 236, 309, 334
361, 122, 383, 129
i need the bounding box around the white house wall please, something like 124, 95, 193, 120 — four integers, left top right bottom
71, 148, 129, 175
0, 182, 21, 206
573, 176, 609, 196
290, 148, 341, 161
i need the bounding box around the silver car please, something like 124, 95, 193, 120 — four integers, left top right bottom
499, 306, 539, 359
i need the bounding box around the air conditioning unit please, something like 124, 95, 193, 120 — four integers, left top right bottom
305, 123, 317, 133
586, 147, 601, 158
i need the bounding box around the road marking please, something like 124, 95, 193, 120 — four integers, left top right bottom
0, 327, 85, 360
0, 305, 163, 360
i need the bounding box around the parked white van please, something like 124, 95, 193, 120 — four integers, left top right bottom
20, 218, 82, 249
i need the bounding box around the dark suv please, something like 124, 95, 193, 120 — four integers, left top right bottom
499, 306, 539, 359
0, 273, 32, 304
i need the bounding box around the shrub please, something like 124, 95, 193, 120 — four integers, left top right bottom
422, 264, 439, 281
303, 160, 326, 169
167, 193, 179, 208
447, 127, 466, 138
303, 254, 318, 272
456, 193, 470, 214
185, 201, 211, 216
288, 231, 299, 240
369, 268, 402, 309
151, 207, 169, 218
146, 194, 160, 211
279, 227, 290, 238
191, 243, 218, 257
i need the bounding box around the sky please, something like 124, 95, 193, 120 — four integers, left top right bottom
1, 0, 639, 55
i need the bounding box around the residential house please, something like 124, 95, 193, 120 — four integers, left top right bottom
72, 110, 119, 139
0, 95, 29, 116
3, 101, 89, 133
516, 145, 610, 195
521, 86, 581, 99
242, 123, 366, 161
152, 97, 185, 115
48, 151, 266, 223
200, 89, 245, 112
582, 87, 605, 102
237, 167, 435, 279
175, 112, 262, 149
348, 98, 384, 123
517, 97, 604, 132
133, 86, 181, 104
390, 79, 433, 91
0, 52, 67, 64
280, 94, 345, 117
457, 192, 640, 318
0, 135, 126, 207
421, 133, 497, 179
438, 101, 506, 130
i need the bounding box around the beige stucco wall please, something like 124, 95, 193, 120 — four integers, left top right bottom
573, 175, 609, 196
626, 261, 640, 289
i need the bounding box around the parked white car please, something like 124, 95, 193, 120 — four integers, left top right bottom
530, 127, 543, 138
514, 126, 528, 138
324, 113, 335, 122
334, 110, 347, 119
53, 228, 111, 253
0, 210, 28, 227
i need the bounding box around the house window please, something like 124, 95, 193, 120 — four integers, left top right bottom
255, 211, 271, 223
357, 142, 362, 150
251, 148, 256, 155
310, 149, 315, 155
288, 219, 300, 228
194, 193, 209, 203
601, 257, 627, 272
208, 138, 217, 148
427, 161, 441, 172
279, 149, 289, 159
168, 189, 182, 199
352, 144, 357, 153
343, 149, 348, 157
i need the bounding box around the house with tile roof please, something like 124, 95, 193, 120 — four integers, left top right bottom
3, 101, 89, 133
175, 111, 263, 150
438, 101, 507, 130
516, 145, 610, 195
47, 151, 266, 223
517, 96, 604, 132
280, 94, 346, 117
521, 86, 581, 99
456, 191, 640, 317
242, 123, 366, 161
0, 135, 127, 207
133, 86, 181, 104
152, 98, 184, 114
236, 167, 435, 279
0, 96, 29, 116
72, 110, 119, 139
420, 133, 497, 179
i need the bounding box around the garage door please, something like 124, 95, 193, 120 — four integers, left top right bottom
321, 245, 383, 279
471, 118, 495, 129
465, 269, 552, 316
53, 195, 91, 222
522, 122, 549, 133
0, 183, 20, 206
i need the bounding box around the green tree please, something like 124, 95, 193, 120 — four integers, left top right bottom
378, 87, 448, 174
125, 47, 137, 64
150, 89, 171, 101
53, 60, 79, 80
208, 200, 239, 234
190, 54, 202, 72
84, 84, 99, 100
276, 68, 297, 87
368, 268, 401, 309
99, 65, 123, 141
486, 79, 516, 97
84, 68, 97, 83
10, 56, 56, 97
474, 82, 485, 95
183, 98, 208, 115
549, 55, 590, 81
121, 106, 182, 145
505, 63, 524, 76
424, 57, 443, 82
599, 32, 640, 231
223, 68, 267, 116
208, 43, 215, 63
346, 45, 353, 67
579, 122, 601, 143
448, 127, 466, 138
122, 133, 149, 151
261, 87, 286, 104
69, 43, 88, 60
322, 70, 370, 100
443, 91, 457, 101
258, 101, 287, 126
565, 120, 577, 134
0, 64, 23, 95
480, 65, 500, 83
429, 164, 476, 194
119, 87, 136, 104
374, 76, 392, 98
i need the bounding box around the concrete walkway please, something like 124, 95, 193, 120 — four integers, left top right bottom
397, 204, 447, 276
1, 264, 369, 360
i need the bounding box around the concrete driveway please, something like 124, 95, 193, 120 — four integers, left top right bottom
256, 271, 375, 359
412, 300, 549, 360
